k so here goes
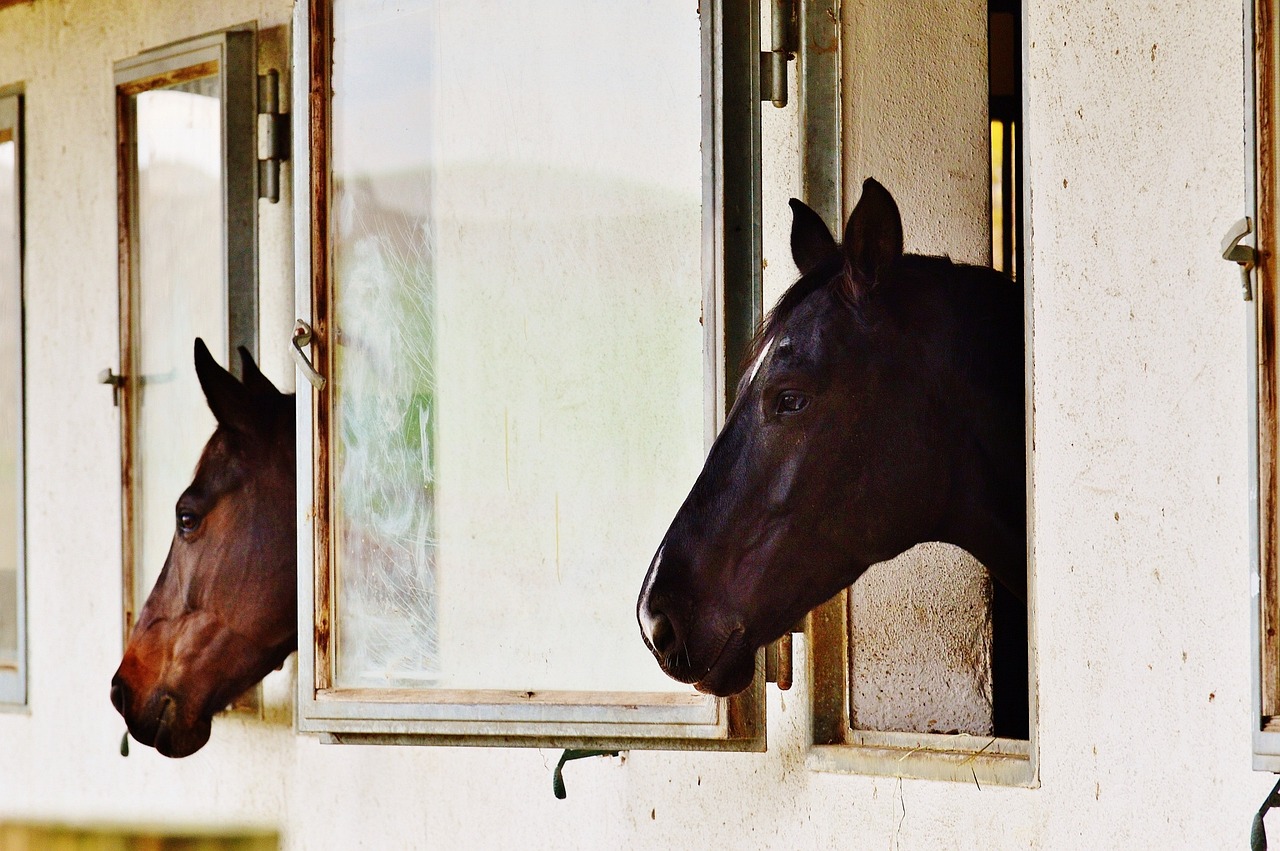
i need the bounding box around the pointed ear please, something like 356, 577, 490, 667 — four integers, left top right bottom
789, 198, 838, 276
843, 178, 903, 285
194, 338, 255, 434
237, 346, 280, 399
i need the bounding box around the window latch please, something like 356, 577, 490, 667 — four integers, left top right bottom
291, 320, 326, 391
98, 367, 123, 407
1222, 216, 1257, 301
258, 70, 289, 203
760, 0, 797, 108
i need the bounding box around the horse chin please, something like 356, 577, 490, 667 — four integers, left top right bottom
686, 630, 756, 697
692, 651, 756, 697
152, 711, 212, 759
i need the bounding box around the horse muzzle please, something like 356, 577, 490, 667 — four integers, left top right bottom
111, 674, 213, 758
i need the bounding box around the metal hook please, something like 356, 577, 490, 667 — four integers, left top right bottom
291, 320, 326, 391
1222, 217, 1257, 302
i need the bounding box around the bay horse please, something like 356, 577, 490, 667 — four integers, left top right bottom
637, 179, 1027, 734
110, 340, 296, 757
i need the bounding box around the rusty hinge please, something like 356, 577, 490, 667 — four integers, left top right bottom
258, 70, 289, 203
760, 0, 798, 107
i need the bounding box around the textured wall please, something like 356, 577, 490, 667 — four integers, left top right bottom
0, 0, 1274, 848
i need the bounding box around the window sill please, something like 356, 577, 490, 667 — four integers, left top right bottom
808, 730, 1037, 788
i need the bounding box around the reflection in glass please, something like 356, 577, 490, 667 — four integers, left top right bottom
0, 135, 18, 670
330, 0, 703, 692
131, 75, 227, 614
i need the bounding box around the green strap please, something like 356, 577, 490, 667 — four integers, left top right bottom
552, 749, 618, 800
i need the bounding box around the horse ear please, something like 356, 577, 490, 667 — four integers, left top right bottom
789, 198, 838, 276
194, 338, 256, 434
842, 178, 903, 286
237, 346, 280, 399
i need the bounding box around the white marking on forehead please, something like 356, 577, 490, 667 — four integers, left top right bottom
747, 335, 778, 385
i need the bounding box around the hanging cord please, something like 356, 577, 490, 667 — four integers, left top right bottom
552, 749, 619, 799
1252, 776, 1280, 850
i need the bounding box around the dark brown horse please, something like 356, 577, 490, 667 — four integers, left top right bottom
111, 340, 296, 757
637, 179, 1026, 731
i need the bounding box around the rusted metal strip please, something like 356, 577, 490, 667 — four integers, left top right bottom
116, 60, 219, 97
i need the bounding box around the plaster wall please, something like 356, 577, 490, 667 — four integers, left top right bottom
0, 0, 1272, 848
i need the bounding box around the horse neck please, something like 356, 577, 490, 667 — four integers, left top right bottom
936, 264, 1027, 597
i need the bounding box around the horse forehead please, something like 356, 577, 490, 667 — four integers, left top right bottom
772, 293, 850, 365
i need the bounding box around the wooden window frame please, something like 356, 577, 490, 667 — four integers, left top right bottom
0, 91, 26, 708
291, 0, 770, 750
1249, 0, 1280, 772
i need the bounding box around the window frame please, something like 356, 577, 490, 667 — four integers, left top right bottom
113, 28, 259, 642
800, 0, 1038, 787
0, 91, 26, 708
292, 0, 770, 750
1248, 0, 1280, 772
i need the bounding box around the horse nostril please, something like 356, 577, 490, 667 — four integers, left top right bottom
110, 678, 127, 714
646, 610, 678, 660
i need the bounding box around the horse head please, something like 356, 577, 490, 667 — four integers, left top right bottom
111, 340, 296, 757
637, 179, 1025, 697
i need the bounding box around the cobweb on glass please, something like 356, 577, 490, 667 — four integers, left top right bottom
333, 181, 441, 688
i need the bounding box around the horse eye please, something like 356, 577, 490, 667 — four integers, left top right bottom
177, 511, 201, 534
776, 391, 809, 415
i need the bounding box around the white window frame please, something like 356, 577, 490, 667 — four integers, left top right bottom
113, 28, 259, 641
0, 91, 26, 708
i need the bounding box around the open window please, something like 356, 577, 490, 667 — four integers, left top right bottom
0, 92, 25, 707
803, 0, 1035, 786
112, 31, 258, 650
293, 0, 767, 749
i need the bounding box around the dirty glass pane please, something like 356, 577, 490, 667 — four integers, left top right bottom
131, 75, 227, 615
0, 125, 20, 680
329, 0, 703, 692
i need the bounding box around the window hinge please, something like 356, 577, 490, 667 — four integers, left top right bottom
1222, 216, 1257, 301
760, 0, 798, 108
257, 70, 289, 203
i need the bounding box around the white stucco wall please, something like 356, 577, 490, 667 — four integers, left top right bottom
0, 0, 1275, 847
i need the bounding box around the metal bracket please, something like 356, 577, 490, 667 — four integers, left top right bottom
291, 320, 326, 391
258, 70, 289, 203
764, 615, 808, 691
552, 749, 619, 800
98, 367, 123, 407
1222, 216, 1257, 301
760, 0, 797, 107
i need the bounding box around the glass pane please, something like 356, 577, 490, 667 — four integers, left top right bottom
0, 134, 19, 670
132, 75, 227, 612
330, 0, 703, 692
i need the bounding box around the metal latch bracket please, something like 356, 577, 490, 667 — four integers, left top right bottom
1222, 216, 1257, 301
